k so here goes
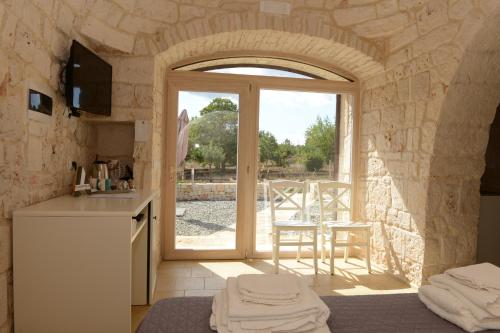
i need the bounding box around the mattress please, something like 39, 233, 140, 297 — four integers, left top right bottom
136, 293, 500, 333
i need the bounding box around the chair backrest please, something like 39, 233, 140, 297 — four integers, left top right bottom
317, 181, 352, 222
267, 180, 308, 222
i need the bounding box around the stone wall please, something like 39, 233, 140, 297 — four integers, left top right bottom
177, 182, 265, 201
357, 0, 500, 284
2, 1, 500, 329
0, 1, 99, 330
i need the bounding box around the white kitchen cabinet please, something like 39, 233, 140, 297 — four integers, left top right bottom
13, 190, 157, 333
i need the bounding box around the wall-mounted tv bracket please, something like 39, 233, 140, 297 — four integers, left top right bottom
59, 61, 81, 118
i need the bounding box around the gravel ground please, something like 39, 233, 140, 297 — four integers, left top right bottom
175, 200, 324, 236
176, 200, 266, 236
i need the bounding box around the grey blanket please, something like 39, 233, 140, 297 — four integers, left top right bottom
136, 293, 500, 333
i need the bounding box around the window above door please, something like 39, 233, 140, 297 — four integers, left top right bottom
172, 56, 352, 82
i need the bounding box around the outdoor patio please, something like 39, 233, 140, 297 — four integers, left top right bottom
175, 186, 343, 252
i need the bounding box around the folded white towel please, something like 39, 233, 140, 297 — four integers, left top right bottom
238, 294, 299, 306
237, 274, 300, 300
430, 274, 500, 318
227, 277, 329, 322
419, 285, 500, 333
446, 263, 500, 291
210, 288, 331, 333
419, 287, 481, 333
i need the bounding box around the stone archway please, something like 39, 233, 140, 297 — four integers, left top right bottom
423, 10, 500, 280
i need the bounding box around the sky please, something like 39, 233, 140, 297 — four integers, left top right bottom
178, 67, 337, 145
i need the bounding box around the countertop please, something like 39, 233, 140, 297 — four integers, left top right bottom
13, 190, 158, 217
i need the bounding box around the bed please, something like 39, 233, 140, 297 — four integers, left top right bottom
136, 293, 500, 333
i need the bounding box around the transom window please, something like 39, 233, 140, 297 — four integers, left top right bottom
173, 56, 351, 82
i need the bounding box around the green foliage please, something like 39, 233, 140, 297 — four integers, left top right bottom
276, 139, 296, 167
188, 98, 239, 166
200, 97, 238, 115
305, 154, 324, 172
303, 116, 335, 167
258, 131, 278, 166
200, 142, 225, 182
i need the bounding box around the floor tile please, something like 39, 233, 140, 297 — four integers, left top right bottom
132, 258, 416, 331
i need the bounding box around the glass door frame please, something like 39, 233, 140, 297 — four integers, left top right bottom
163, 74, 255, 260
163, 69, 360, 260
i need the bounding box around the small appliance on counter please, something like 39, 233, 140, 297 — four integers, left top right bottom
89, 157, 135, 195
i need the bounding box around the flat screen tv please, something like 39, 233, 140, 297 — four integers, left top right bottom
66, 40, 112, 117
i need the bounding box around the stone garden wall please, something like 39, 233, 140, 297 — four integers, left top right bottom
177, 182, 266, 201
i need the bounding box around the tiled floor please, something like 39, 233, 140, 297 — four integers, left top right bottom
131, 258, 416, 331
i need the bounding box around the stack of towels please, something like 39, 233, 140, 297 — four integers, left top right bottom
419, 262, 500, 332
210, 274, 331, 333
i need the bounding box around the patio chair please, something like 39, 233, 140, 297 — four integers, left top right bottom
268, 180, 318, 274
317, 181, 371, 275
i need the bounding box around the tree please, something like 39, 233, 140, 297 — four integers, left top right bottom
305, 154, 324, 172
276, 139, 296, 168
258, 131, 278, 166
188, 98, 239, 167
200, 98, 238, 115
303, 116, 335, 168
200, 142, 225, 182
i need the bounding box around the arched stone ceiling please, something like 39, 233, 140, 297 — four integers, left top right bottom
156, 29, 383, 80
67, 0, 475, 79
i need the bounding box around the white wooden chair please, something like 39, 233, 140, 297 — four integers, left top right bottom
268, 180, 318, 274
317, 181, 371, 275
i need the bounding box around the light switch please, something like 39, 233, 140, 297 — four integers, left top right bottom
135, 120, 151, 142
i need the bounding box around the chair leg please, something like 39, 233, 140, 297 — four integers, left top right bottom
321, 224, 326, 263
274, 229, 280, 274
330, 230, 335, 275
366, 229, 371, 274
297, 231, 302, 262
344, 232, 351, 263
313, 228, 318, 274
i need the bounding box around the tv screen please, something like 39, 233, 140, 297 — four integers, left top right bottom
66, 41, 112, 116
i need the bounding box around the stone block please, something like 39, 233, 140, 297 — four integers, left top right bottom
22, 1, 43, 37
112, 83, 135, 107
411, 71, 430, 101
333, 5, 376, 26
26, 136, 43, 171
353, 13, 408, 38
376, 0, 398, 17
388, 24, 418, 52
134, 85, 153, 108
361, 111, 380, 135
56, 2, 75, 33
119, 15, 164, 35
89, 0, 124, 27
412, 23, 459, 56
180, 5, 206, 21
449, 0, 473, 20
1, 13, 17, 48
64, 0, 86, 12
51, 29, 68, 60
112, 56, 153, 84
0, 224, 11, 273
135, 0, 178, 24
399, 0, 426, 10
416, 0, 448, 35
81, 16, 135, 53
